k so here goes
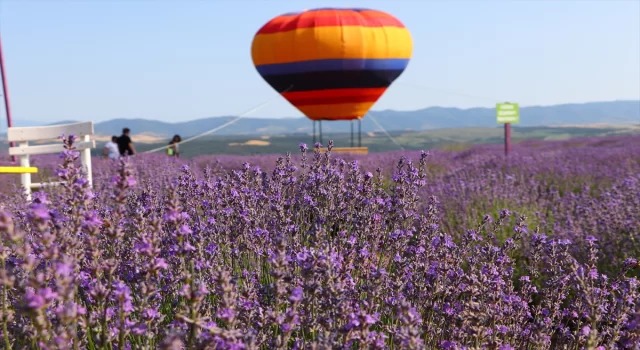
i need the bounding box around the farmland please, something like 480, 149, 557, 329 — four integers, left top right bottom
0, 134, 638, 348
26, 124, 637, 158
125, 124, 640, 157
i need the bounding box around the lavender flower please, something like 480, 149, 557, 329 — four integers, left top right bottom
0, 135, 637, 348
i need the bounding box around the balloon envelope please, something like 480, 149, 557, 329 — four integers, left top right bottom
251, 8, 412, 121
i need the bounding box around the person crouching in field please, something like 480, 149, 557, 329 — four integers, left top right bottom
103, 136, 120, 160
167, 134, 181, 157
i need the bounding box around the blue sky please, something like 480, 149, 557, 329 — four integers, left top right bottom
1, 0, 639, 124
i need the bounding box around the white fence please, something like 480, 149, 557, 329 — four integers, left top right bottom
7, 121, 95, 200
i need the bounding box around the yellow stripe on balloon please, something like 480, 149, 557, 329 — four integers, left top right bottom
252, 26, 412, 66
294, 102, 377, 120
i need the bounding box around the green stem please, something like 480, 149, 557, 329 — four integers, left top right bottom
118, 307, 125, 350
101, 273, 114, 349
1, 265, 11, 350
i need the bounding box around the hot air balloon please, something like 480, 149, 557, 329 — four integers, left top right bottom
251, 8, 412, 149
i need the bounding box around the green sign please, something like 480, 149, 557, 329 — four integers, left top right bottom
496, 102, 520, 124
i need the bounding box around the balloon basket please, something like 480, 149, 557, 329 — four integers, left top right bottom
311, 119, 366, 155
318, 147, 368, 155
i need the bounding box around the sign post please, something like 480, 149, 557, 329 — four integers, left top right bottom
496, 102, 520, 156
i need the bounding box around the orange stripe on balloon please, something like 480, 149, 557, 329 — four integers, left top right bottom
295, 102, 376, 121
286, 94, 382, 106
251, 26, 412, 65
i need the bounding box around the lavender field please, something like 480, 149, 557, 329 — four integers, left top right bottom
0, 135, 638, 349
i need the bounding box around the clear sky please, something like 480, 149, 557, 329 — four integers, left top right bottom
1, 0, 639, 124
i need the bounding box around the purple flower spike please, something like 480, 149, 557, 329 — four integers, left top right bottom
289, 287, 303, 302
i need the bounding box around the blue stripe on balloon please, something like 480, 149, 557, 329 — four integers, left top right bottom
255, 58, 410, 76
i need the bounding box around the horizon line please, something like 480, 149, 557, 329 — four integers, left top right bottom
4, 99, 640, 126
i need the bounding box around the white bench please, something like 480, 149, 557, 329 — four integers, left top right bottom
7, 121, 96, 200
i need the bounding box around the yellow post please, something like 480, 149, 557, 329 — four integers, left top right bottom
0, 166, 39, 174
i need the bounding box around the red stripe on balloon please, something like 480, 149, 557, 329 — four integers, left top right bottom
307, 115, 364, 121
257, 14, 404, 35
282, 87, 387, 99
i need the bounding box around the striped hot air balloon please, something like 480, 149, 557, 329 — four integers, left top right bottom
251, 8, 413, 121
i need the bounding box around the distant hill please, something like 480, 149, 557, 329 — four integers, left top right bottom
0, 119, 43, 131
92, 100, 640, 137
3, 100, 638, 138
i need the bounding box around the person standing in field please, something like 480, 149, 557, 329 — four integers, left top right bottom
167, 134, 182, 158
117, 128, 136, 156
103, 135, 120, 160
